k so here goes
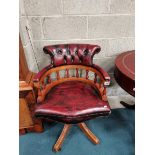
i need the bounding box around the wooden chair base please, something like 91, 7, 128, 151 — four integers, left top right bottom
53, 122, 100, 152
53, 124, 71, 152
78, 122, 100, 144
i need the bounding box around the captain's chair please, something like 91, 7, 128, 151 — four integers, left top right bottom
33, 44, 111, 152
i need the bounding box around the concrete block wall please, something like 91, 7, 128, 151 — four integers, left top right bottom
19, 0, 135, 75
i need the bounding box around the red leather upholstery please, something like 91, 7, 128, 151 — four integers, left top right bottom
34, 44, 110, 82
43, 44, 100, 66
35, 81, 111, 124
34, 44, 111, 124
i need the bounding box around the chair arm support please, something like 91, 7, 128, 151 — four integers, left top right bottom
92, 64, 110, 86
33, 64, 53, 82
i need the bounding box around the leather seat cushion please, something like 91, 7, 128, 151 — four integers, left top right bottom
35, 81, 111, 124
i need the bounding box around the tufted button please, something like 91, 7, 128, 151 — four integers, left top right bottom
71, 55, 74, 62
66, 49, 70, 55
52, 51, 55, 56
43, 44, 101, 66
74, 48, 78, 55
57, 49, 62, 55
75, 50, 78, 55
84, 49, 89, 56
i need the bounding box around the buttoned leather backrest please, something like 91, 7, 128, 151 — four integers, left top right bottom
43, 44, 101, 67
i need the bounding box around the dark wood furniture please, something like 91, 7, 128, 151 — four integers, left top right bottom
33, 44, 111, 152
19, 36, 43, 134
114, 50, 135, 108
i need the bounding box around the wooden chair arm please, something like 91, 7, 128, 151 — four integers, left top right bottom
33, 64, 53, 82
19, 81, 33, 91
33, 65, 110, 103
92, 64, 110, 86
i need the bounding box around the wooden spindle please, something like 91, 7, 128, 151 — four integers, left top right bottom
42, 81, 45, 89
86, 70, 89, 79
56, 71, 60, 80
66, 69, 69, 78
38, 87, 42, 96
76, 68, 79, 77
99, 81, 102, 89
102, 87, 107, 101
94, 73, 97, 83
47, 75, 51, 83
48, 78, 51, 83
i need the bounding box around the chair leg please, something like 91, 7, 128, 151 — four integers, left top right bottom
53, 124, 72, 152
78, 122, 100, 144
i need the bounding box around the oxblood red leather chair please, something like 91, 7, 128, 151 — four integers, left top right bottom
33, 44, 111, 152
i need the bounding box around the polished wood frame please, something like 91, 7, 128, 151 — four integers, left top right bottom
19, 35, 43, 134
34, 64, 108, 151
53, 123, 99, 152
78, 123, 100, 144
19, 81, 43, 134
34, 65, 108, 103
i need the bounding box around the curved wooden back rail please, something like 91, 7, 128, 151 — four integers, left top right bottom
34, 65, 108, 103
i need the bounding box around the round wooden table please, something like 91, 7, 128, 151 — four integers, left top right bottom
114, 50, 135, 108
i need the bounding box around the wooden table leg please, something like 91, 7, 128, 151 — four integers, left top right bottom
53, 124, 72, 152
78, 122, 100, 144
